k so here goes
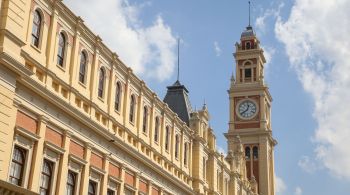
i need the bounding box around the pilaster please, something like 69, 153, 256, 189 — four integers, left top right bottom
118, 164, 127, 194
79, 142, 93, 195
28, 115, 49, 192
55, 129, 73, 194
100, 154, 110, 195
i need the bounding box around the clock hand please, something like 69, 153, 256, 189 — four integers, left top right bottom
240, 104, 250, 115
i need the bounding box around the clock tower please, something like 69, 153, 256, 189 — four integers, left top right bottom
225, 25, 277, 195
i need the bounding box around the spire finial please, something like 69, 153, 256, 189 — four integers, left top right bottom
248, 1, 251, 27
177, 37, 180, 82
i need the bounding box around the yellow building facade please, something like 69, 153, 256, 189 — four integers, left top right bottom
0, 0, 275, 195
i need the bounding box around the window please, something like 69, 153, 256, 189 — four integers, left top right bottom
57, 32, 66, 67
246, 41, 251, 49
31, 10, 41, 47
184, 142, 188, 166
88, 180, 97, 195
39, 160, 53, 195
175, 134, 179, 159
253, 146, 258, 159
66, 171, 76, 195
154, 117, 160, 142
245, 68, 252, 80
124, 188, 134, 195
245, 147, 251, 160
142, 106, 148, 133
165, 126, 170, 151
129, 95, 136, 123
79, 52, 87, 83
114, 82, 122, 111
107, 189, 115, 195
98, 68, 105, 98
9, 146, 26, 186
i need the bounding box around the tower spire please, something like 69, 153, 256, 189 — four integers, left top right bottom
248, 1, 251, 27
177, 37, 180, 82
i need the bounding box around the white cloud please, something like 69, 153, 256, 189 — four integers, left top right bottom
255, 2, 284, 33
295, 187, 303, 195
298, 155, 322, 173
275, 0, 350, 179
214, 41, 222, 57
261, 46, 276, 70
64, 0, 176, 81
275, 175, 287, 195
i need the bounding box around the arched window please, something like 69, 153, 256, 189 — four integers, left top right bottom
79, 52, 87, 83
31, 10, 42, 47
114, 82, 122, 111
129, 95, 135, 123
57, 32, 66, 67
142, 106, 148, 133
165, 126, 170, 151
184, 142, 188, 166
39, 160, 53, 195
154, 117, 160, 142
246, 41, 251, 49
88, 180, 96, 195
9, 146, 26, 185
245, 147, 251, 160
98, 68, 105, 98
253, 146, 259, 159
175, 134, 179, 159
66, 171, 76, 195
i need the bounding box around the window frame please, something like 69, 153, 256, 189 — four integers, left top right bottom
98, 67, 105, 98
31, 9, 42, 48
39, 159, 54, 195
66, 170, 77, 195
114, 82, 122, 112
129, 95, 136, 123
79, 51, 88, 84
165, 126, 170, 151
88, 180, 97, 195
154, 116, 160, 143
175, 134, 179, 159
142, 106, 148, 134
9, 146, 26, 186
57, 32, 66, 67
184, 142, 188, 166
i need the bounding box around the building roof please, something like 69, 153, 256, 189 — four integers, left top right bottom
163, 80, 192, 126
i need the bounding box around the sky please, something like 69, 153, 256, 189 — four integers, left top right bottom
64, 0, 350, 194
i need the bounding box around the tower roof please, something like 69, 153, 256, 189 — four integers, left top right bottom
163, 80, 192, 126
241, 26, 255, 38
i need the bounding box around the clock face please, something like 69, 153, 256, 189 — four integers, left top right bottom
238, 100, 257, 119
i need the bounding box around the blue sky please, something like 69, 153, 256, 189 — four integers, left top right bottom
65, 0, 350, 194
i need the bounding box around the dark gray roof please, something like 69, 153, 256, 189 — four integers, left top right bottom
241, 26, 255, 38
163, 80, 192, 126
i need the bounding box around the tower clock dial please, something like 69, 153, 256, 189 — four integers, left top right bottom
237, 100, 257, 119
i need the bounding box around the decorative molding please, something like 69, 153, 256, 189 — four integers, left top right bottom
15, 126, 40, 141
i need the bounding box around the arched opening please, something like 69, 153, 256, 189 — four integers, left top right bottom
57, 32, 66, 67
31, 10, 42, 47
